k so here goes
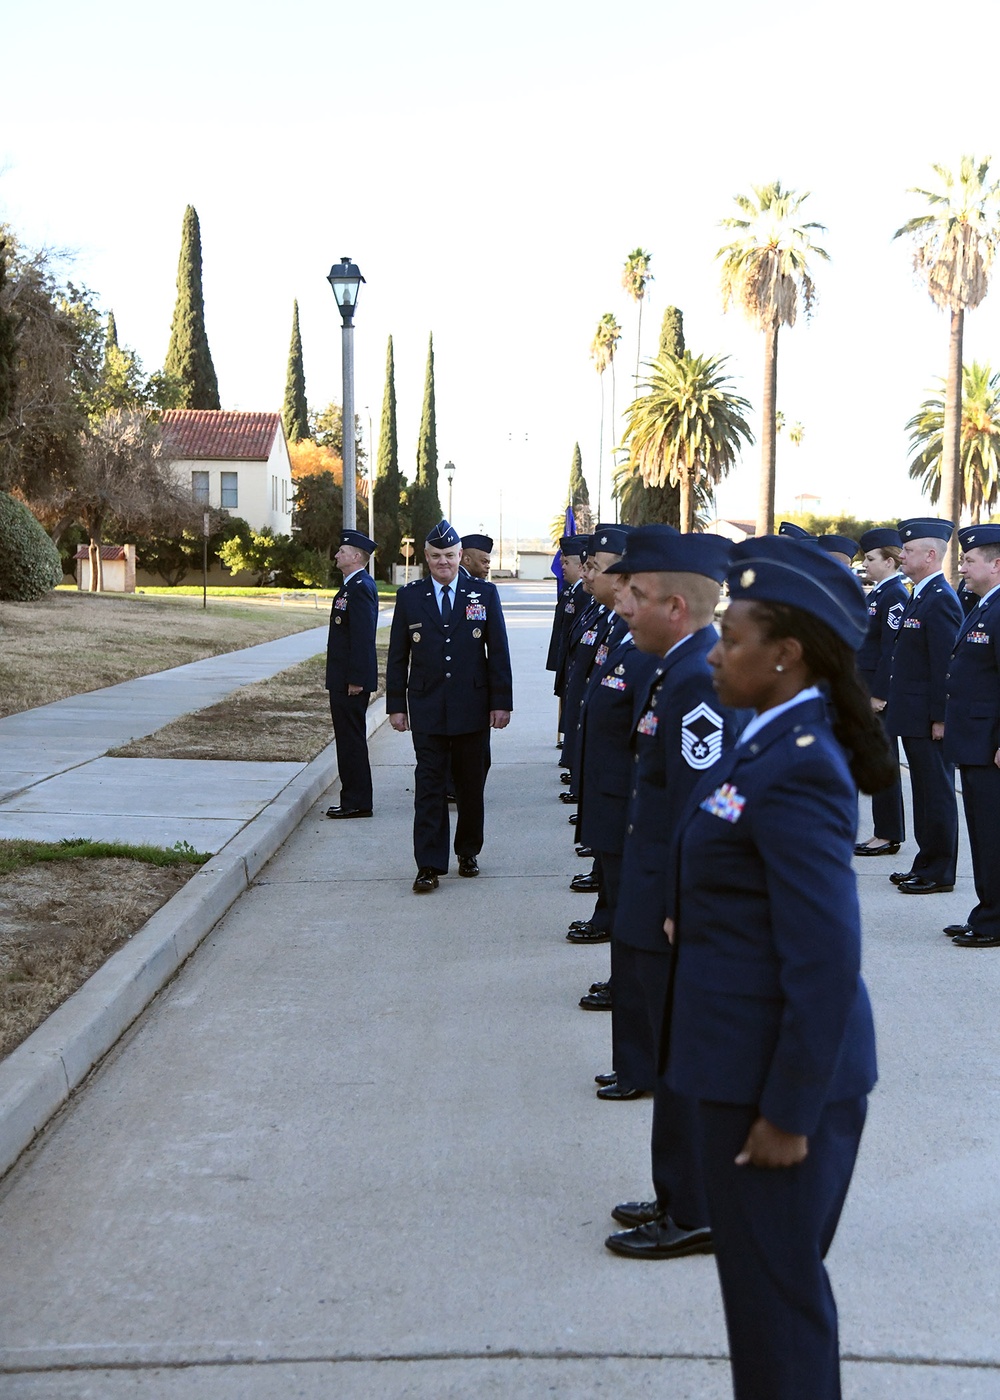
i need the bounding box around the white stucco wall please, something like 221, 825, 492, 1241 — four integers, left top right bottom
168, 426, 294, 534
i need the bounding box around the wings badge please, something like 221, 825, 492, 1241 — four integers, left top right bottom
680, 701, 724, 770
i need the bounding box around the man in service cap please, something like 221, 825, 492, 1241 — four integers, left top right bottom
884, 518, 963, 894
386, 520, 513, 892
325, 529, 380, 819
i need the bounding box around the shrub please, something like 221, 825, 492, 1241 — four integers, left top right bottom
0, 492, 64, 600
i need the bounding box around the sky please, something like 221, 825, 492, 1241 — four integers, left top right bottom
4, 0, 1000, 544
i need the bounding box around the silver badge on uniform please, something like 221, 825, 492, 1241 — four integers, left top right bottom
681, 701, 724, 770
473, 627, 482, 638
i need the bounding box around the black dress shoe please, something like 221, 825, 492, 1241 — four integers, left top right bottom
560, 771, 572, 784
568, 813, 579, 825
944, 923, 971, 936
575, 844, 594, 858
952, 929, 1000, 947
854, 840, 901, 856
889, 870, 917, 885
605, 1218, 714, 1259
588, 981, 609, 993
594, 1071, 617, 1086
568, 919, 593, 930
611, 1199, 663, 1227
559, 790, 577, 804
596, 1081, 644, 1098
897, 877, 955, 894
412, 868, 439, 893
326, 806, 373, 819
458, 855, 479, 877
570, 873, 600, 893
566, 925, 610, 944
580, 987, 613, 1010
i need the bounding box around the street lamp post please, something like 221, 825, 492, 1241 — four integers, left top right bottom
365, 404, 375, 576
326, 256, 366, 532
444, 460, 455, 520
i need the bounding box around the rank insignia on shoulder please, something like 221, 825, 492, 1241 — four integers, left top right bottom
637, 710, 658, 736
681, 701, 724, 770
700, 782, 746, 823
795, 734, 816, 747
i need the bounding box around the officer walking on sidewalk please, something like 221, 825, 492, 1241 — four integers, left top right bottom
325, 529, 379, 820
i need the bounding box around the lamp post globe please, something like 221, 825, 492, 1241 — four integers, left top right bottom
327, 257, 366, 531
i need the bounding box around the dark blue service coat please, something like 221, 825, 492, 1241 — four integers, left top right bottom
885, 574, 963, 735
385, 575, 513, 734
325, 569, 379, 693
943, 589, 1000, 764
857, 575, 908, 700
577, 634, 658, 855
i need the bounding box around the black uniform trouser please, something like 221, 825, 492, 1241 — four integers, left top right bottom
411, 730, 486, 872
328, 690, 372, 810
607, 941, 657, 1097
900, 735, 958, 883
699, 1095, 866, 1400
961, 764, 1000, 937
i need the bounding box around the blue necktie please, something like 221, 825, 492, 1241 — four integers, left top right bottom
441, 584, 452, 622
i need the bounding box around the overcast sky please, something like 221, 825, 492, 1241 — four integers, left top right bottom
4, 0, 1000, 540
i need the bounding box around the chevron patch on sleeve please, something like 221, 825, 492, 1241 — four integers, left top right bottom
681, 701, 724, 770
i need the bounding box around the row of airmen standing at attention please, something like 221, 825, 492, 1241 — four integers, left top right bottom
543, 514, 999, 1400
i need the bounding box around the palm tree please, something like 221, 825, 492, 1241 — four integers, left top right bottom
620, 350, 754, 533
590, 312, 621, 522
907, 360, 1000, 524
895, 156, 1000, 575
622, 248, 653, 387
717, 181, 829, 537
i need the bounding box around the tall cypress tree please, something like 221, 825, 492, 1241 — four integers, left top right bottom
104, 309, 119, 355
410, 332, 442, 563
566, 441, 591, 529
372, 335, 403, 581
164, 205, 221, 410
0, 238, 18, 424
658, 306, 685, 360
282, 300, 309, 442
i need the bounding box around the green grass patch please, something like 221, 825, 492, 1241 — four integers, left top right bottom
128, 582, 399, 598
0, 838, 211, 878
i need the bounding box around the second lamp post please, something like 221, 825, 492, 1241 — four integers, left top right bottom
326, 257, 366, 532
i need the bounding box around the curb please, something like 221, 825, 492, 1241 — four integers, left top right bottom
0, 703, 389, 1182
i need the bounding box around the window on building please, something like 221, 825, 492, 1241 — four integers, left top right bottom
281, 478, 289, 513
221, 472, 239, 509
191, 471, 210, 505
271, 475, 278, 511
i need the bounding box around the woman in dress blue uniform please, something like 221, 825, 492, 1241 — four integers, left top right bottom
665, 536, 895, 1400
855, 527, 909, 855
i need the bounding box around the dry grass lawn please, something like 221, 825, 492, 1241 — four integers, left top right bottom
0, 590, 330, 719
0, 851, 202, 1058
108, 641, 389, 762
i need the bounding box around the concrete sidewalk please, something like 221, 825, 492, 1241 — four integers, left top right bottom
0, 599, 998, 1396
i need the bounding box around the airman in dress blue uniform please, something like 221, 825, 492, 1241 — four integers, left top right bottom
944, 524, 1000, 948
854, 527, 908, 855
325, 529, 379, 819
665, 535, 888, 1400
386, 520, 513, 892
884, 517, 963, 894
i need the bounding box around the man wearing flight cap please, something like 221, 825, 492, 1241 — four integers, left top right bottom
854, 527, 908, 856
944, 524, 1000, 947
816, 534, 860, 569
546, 534, 587, 687
386, 520, 513, 892
459, 533, 494, 580
884, 517, 963, 894
325, 529, 380, 819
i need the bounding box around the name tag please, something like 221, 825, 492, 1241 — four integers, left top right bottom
581, 628, 598, 645
595, 644, 609, 667
700, 782, 746, 823
466, 603, 487, 621
637, 710, 658, 736
903, 617, 922, 629
967, 630, 990, 644
601, 675, 627, 691
334, 596, 347, 610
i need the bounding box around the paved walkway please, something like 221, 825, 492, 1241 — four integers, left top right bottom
0, 592, 998, 1396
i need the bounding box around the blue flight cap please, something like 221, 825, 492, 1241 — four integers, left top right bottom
591, 523, 631, 555
859, 528, 902, 552
958, 524, 1000, 550
425, 519, 461, 548
460, 533, 494, 552
778, 522, 814, 539
561, 533, 591, 558
340, 529, 377, 553
726, 536, 868, 650
897, 517, 954, 543
817, 534, 860, 560
605, 526, 731, 583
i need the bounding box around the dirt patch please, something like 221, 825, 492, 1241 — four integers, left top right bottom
108, 643, 389, 763
0, 591, 330, 719
0, 857, 198, 1059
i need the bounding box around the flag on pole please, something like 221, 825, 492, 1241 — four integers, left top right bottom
551, 505, 576, 595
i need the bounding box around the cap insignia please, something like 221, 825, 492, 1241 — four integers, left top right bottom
740, 569, 756, 588
795, 734, 815, 747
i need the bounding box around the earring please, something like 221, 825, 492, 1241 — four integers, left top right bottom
775, 664, 784, 673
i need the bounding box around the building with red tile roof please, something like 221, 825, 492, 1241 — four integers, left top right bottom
161, 410, 293, 534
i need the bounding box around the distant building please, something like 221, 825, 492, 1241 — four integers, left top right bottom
161, 410, 293, 534
708, 518, 757, 543
75, 544, 136, 592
